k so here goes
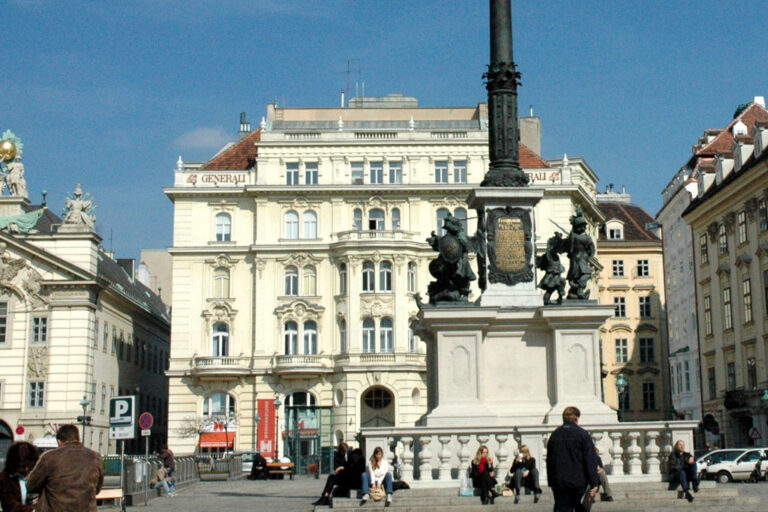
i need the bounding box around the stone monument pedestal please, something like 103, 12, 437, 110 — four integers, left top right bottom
418, 301, 618, 427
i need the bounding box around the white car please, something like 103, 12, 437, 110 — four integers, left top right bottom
705, 448, 768, 483
697, 449, 746, 478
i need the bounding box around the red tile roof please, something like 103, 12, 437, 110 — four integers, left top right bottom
598, 202, 660, 242
693, 103, 768, 158
520, 143, 549, 169
201, 130, 261, 170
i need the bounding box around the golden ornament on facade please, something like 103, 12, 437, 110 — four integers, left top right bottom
0, 139, 16, 162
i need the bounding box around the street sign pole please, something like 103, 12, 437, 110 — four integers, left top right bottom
144, 435, 149, 506
120, 441, 125, 505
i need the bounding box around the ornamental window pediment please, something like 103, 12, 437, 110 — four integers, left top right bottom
206, 253, 237, 269
359, 296, 394, 318
202, 301, 238, 327
274, 299, 325, 324
610, 368, 634, 376
637, 366, 660, 375
735, 253, 752, 268
755, 242, 768, 258
716, 263, 731, 276
635, 323, 658, 332
278, 196, 322, 210
608, 324, 632, 333
431, 195, 465, 209
278, 252, 322, 267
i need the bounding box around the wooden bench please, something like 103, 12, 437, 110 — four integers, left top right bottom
95, 488, 125, 512
267, 461, 295, 480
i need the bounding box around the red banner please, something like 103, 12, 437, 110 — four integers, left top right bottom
257, 399, 276, 458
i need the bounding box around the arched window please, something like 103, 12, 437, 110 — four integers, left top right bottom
302, 266, 317, 296
362, 318, 375, 353
436, 208, 450, 236
339, 263, 347, 295
380, 317, 393, 353
215, 213, 231, 242
203, 392, 236, 418
362, 261, 375, 292
369, 208, 385, 231
339, 318, 347, 354
284, 210, 299, 239
213, 268, 230, 298
379, 261, 393, 292
454, 207, 468, 233
391, 208, 401, 230
303, 320, 317, 355
284, 266, 298, 296
353, 209, 363, 230
303, 210, 317, 239
283, 321, 298, 355
211, 323, 229, 357
407, 262, 417, 293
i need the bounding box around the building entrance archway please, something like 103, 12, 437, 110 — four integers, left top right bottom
360, 387, 395, 427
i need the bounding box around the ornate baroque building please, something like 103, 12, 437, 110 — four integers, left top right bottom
164, 95, 604, 462
0, 140, 170, 461
596, 188, 670, 421
683, 98, 768, 447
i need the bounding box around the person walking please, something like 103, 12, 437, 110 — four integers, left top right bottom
25, 424, 104, 512
0, 441, 40, 512
595, 447, 613, 502
360, 446, 393, 507
667, 440, 698, 502
546, 406, 599, 512
509, 444, 542, 504
470, 445, 500, 505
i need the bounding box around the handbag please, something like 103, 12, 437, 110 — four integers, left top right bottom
580, 485, 594, 512
370, 486, 386, 501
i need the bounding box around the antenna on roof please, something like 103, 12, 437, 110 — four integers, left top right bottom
339, 59, 360, 104
529, 105, 533, 116
238, 112, 251, 139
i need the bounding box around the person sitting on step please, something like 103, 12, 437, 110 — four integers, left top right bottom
667, 440, 698, 502
595, 446, 613, 502
360, 446, 393, 507
508, 444, 542, 504
470, 445, 500, 505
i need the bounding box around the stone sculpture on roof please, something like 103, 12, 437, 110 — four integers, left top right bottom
62, 183, 96, 228
0, 130, 29, 199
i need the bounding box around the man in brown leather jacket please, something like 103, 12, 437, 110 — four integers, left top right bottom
26, 424, 104, 512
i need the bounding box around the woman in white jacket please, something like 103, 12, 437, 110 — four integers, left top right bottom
360, 446, 393, 507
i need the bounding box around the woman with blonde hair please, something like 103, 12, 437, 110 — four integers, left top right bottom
470, 444, 499, 505
360, 446, 393, 507
508, 444, 542, 503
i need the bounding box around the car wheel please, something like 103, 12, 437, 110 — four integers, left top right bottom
698, 470, 706, 481
717, 471, 732, 484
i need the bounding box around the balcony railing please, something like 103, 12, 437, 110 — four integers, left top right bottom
335, 230, 417, 241
190, 356, 251, 379
361, 421, 698, 487
334, 352, 426, 367
194, 356, 244, 367
274, 354, 332, 375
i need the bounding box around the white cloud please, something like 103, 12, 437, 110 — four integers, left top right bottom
173, 126, 232, 151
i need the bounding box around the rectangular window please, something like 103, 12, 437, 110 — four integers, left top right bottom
683, 360, 691, 392
723, 287, 733, 330
369, 161, 383, 184
615, 338, 628, 364
743, 279, 753, 323
408, 329, 418, 353
670, 365, 677, 394
111, 328, 117, 355
759, 199, 768, 231
608, 228, 622, 240
718, 224, 728, 254
0, 301, 7, 344
677, 362, 683, 394
613, 297, 626, 318
434, 161, 448, 183
101, 384, 106, 413
286, 162, 299, 185
727, 362, 736, 390
639, 337, 654, 363
700, 234, 708, 264
93, 317, 99, 347
748, 358, 757, 390
737, 211, 747, 244
636, 259, 650, 277
708, 367, 716, 399
703, 295, 712, 336
642, 382, 656, 410
103, 321, 108, 352
639, 296, 652, 318
90, 382, 96, 411
388, 161, 403, 184
351, 162, 364, 184
611, 260, 624, 277
28, 381, 45, 408
453, 160, 467, 183
31, 317, 48, 343
304, 162, 318, 185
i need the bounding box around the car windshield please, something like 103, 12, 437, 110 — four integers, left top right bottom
241, 453, 254, 462
739, 451, 763, 463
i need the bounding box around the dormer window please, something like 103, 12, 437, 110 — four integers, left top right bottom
608, 228, 623, 240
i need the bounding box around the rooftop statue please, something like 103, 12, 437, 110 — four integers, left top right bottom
0, 131, 29, 199
424, 213, 479, 304
62, 183, 96, 228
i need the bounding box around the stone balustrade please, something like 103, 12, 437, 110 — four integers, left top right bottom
361, 421, 698, 487
335, 229, 417, 241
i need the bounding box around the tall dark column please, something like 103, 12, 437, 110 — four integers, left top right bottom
481, 0, 529, 187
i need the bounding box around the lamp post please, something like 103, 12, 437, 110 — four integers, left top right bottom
79, 395, 90, 443
616, 373, 628, 422
254, 413, 261, 452
273, 396, 281, 459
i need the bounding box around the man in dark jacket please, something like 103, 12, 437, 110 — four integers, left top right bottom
546, 406, 599, 512
25, 424, 104, 512
667, 440, 697, 502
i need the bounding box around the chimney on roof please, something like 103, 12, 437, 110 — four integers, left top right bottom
239, 112, 251, 139
755, 96, 766, 108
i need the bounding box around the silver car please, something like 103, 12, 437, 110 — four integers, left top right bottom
705, 448, 768, 482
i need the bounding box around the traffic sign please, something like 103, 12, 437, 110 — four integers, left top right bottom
15, 425, 25, 435
109, 396, 135, 426
141, 429, 151, 437
750, 427, 762, 440
139, 412, 154, 430
109, 426, 134, 440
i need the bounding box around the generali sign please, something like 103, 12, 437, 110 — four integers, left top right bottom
186, 172, 249, 186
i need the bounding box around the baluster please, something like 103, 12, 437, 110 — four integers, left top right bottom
419, 435, 434, 481
541, 435, 549, 468
609, 432, 625, 475
645, 431, 661, 475
660, 431, 673, 475
477, 433, 490, 449
438, 435, 453, 481
494, 434, 509, 476
627, 432, 642, 475
400, 436, 414, 482
386, 436, 396, 476
457, 435, 471, 476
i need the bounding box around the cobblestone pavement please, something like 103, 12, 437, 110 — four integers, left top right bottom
139, 476, 318, 511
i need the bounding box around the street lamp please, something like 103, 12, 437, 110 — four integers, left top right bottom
273, 396, 281, 459
616, 373, 628, 422
762, 390, 768, 403
254, 413, 261, 452
79, 395, 90, 443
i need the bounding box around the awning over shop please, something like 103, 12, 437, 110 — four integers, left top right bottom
199, 432, 235, 448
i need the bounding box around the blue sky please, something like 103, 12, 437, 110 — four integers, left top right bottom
4, 0, 768, 260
